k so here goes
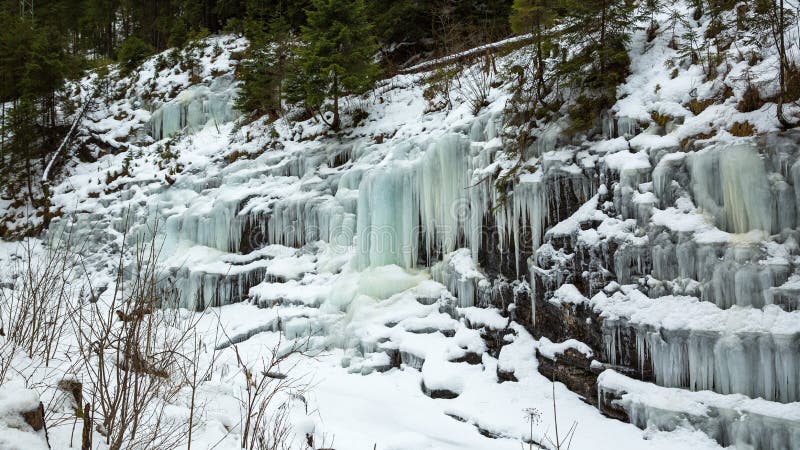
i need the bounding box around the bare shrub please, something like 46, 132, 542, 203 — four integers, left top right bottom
544, 378, 577, 450
423, 66, 458, 112
232, 337, 312, 450
459, 57, 495, 115
521, 379, 577, 450
0, 236, 75, 380
0, 215, 308, 450
70, 233, 194, 450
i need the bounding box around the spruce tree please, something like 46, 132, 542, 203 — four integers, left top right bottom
558, 0, 635, 130
237, 14, 293, 120
288, 0, 380, 130
117, 36, 152, 74
4, 97, 39, 203
0, 10, 68, 199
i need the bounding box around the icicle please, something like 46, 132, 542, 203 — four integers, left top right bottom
604, 318, 800, 402
147, 78, 239, 140
528, 257, 536, 327
356, 133, 474, 269
599, 370, 800, 450
431, 249, 484, 308
689, 144, 774, 235
356, 162, 419, 268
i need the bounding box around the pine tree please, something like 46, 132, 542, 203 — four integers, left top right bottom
117, 36, 153, 74
639, 0, 661, 41
0, 9, 69, 202
4, 97, 40, 203
237, 14, 293, 120
288, 0, 381, 130
81, 0, 118, 58
558, 0, 635, 130
365, 0, 429, 65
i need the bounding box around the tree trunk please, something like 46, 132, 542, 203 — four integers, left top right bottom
81, 404, 92, 450
535, 19, 547, 106
25, 157, 34, 206
600, 0, 607, 74
1, 101, 5, 171
106, 21, 114, 59
776, 0, 799, 129
332, 75, 340, 131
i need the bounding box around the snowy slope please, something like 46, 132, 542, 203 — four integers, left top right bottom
4, 3, 800, 448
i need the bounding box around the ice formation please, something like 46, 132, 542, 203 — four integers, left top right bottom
35, 29, 800, 450
689, 145, 776, 235
148, 77, 239, 140
599, 370, 800, 450
431, 249, 488, 308
355, 134, 477, 269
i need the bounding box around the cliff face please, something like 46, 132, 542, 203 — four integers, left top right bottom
14, 8, 800, 447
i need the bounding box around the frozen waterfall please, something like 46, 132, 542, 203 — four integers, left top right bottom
689, 144, 776, 235
148, 77, 239, 140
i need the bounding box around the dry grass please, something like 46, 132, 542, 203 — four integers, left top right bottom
650, 111, 671, 127
729, 121, 755, 136
738, 84, 765, 112
686, 98, 715, 115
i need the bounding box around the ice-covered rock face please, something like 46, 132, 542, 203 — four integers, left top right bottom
356, 134, 474, 269
689, 144, 776, 235
522, 124, 800, 449
37, 30, 800, 450
147, 77, 239, 140
599, 370, 800, 450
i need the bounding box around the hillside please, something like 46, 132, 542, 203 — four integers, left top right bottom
1, 2, 800, 450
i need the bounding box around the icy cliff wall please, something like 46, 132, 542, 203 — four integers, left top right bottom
34, 23, 800, 449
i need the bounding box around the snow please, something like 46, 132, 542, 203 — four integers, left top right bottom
604, 150, 651, 172
457, 307, 508, 330
547, 195, 601, 237
537, 337, 593, 360
6, 5, 800, 447
593, 290, 800, 335
0, 382, 48, 450
596, 290, 800, 402
550, 283, 589, 306
599, 369, 800, 450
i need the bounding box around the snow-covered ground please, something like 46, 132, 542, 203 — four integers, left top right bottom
3, 2, 800, 448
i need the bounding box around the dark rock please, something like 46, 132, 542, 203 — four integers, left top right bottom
597, 386, 630, 422
481, 328, 514, 359
58, 378, 83, 411
536, 347, 600, 405
421, 382, 460, 399
497, 367, 518, 383
22, 402, 46, 432
450, 352, 482, 365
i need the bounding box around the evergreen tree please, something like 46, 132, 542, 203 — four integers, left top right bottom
117, 36, 153, 74
0, 9, 69, 200
366, 0, 429, 66
639, 0, 661, 40
237, 14, 293, 120
558, 0, 635, 130
288, 0, 380, 130
4, 97, 40, 203
81, 0, 118, 58
455, 0, 514, 43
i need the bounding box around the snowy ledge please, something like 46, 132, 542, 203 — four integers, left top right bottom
591, 289, 800, 335
598, 369, 800, 450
